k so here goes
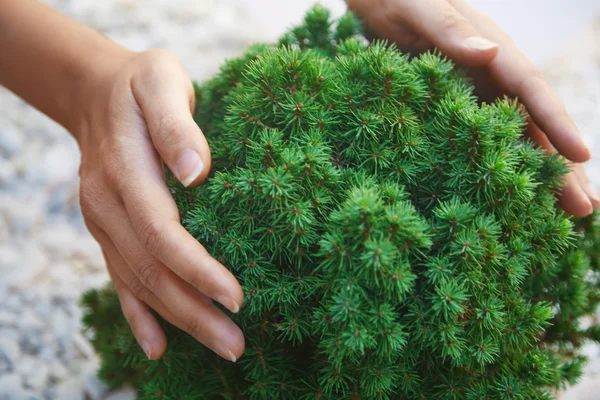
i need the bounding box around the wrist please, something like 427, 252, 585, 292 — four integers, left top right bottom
67, 41, 136, 139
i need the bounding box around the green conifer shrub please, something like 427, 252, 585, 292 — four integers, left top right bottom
82, 5, 600, 399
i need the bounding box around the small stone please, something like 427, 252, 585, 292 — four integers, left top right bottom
73, 333, 95, 360
0, 336, 20, 370
84, 373, 109, 400
0, 373, 25, 400
0, 156, 16, 184
19, 311, 44, 331
0, 310, 18, 327
47, 361, 68, 381
0, 195, 41, 235
53, 377, 85, 400
21, 359, 48, 393
0, 245, 20, 272
0, 118, 24, 158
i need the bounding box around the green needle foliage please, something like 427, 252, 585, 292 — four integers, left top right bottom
82, 5, 600, 399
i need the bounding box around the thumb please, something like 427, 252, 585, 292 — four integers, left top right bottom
131, 50, 211, 187
392, 0, 499, 67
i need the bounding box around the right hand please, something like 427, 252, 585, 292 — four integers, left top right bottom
347, 0, 599, 217
76, 48, 244, 362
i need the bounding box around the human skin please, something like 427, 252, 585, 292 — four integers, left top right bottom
346, 0, 600, 216
0, 0, 597, 362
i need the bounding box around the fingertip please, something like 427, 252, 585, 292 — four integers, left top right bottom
582, 182, 600, 209
133, 321, 168, 361
176, 149, 205, 187
215, 293, 243, 314
210, 310, 245, 362
176, 134, 212, 188
562, 142, 591, 164
146, 334, 168, 360
580, 146, 592, 163
118, 285, 168, 361
559, 187, 594, 218
226, 327, 246, 362
204, 257, 244, 314
224, 280, 245, 314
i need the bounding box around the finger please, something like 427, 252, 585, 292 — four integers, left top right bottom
558, 167, 593, 218
348, 0, 498, 66
573, 164, 600, 210
109, 247, 244, 363
453, 2, 590, 163
523, 119, 594, 216
524, 116, 555, 153
103, 250, 167, 360
90, 218, 244, 361
86, 218, 167, 360
131, 49, 211, 187
110, 135, 243, 313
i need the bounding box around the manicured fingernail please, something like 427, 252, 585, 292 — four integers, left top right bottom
586, 183, 600, 204
141, 340, 152, 360
464, 36, 498, 51
176, 149, 203, 187
215, 295, 240, 313
222, 348, 237, 362
228, 350, 237, 363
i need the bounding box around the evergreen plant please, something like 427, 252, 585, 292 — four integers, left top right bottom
82, 5, 600, 399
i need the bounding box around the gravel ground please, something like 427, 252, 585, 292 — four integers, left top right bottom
0, 1, 598, 399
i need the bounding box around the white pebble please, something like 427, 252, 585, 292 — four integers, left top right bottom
53, 378, 85, 400
73, 333, 96, 360
19, 357, 48, 393
84, 373, 110, 400
0, 336, 20, 370
0, 373, 25, 400
0, 119, 25, 158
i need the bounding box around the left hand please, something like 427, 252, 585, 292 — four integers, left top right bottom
76, 49, 245, 362
346, 0, 599, 217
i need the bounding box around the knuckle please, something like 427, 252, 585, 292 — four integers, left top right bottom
79, 181, 103, 220
137, 258, 162, 291
517, 68, 546, 96
184, 315, 204, 339
155, 114, 185, 148
137, 218, 164, 252
103, 163, 122, 190
528, 68, 546, 81
99, 138, 128, 190
188, 267, 209, 291
438, 9, 468, 34
128, 276, 152, 303
382, 0, 405, 22
137, 49, 182, 86
144, 48, 178, 66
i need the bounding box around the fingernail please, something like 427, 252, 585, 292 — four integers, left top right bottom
141, 340, 152, 360
464, 36, 498, 51
218, 347, 237, 362
586, 183, 600, 204
226, 349, 237, 363
176, 149, 203, 187
215, 295, 240, 313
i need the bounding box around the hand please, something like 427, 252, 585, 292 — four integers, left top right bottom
76, 48, 244, 361
346, 0, 599, 217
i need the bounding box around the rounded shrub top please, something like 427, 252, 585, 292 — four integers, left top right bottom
83, 6, 600, 400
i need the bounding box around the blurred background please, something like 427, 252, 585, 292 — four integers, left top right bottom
0, 1, 598, 399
